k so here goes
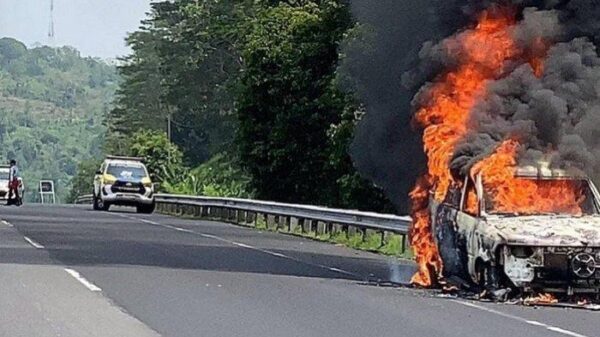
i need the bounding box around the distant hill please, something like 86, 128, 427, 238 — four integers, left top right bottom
0, 37, 118, 202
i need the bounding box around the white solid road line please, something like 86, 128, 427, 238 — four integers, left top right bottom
1, 220, 13, 227
452, 300, 590, 337
23, 236, 44, 249
64, 268, 102, 292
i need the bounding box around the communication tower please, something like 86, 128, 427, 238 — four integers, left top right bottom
48, 0, 55, 45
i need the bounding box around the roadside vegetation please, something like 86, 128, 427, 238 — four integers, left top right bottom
70, 0, 394, 213
0, 38, 117, 202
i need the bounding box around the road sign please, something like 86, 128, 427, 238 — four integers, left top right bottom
39, 180, 56, 204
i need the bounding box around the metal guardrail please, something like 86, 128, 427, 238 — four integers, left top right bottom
155, 194, 410, 233
75, 195, 93, 204
75, 193, 412, 252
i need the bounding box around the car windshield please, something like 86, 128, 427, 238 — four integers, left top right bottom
106, 163, 148, 180
0, 170, 9, 180
484, 178, 598, 216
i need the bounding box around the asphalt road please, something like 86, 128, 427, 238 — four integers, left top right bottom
0, 204, 597, 337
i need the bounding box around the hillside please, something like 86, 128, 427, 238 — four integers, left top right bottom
0, 37, 118, 202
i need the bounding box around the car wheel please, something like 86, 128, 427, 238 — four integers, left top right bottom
97, 197, 110, 211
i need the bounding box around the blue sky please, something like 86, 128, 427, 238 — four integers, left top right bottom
0, 0, 152, 58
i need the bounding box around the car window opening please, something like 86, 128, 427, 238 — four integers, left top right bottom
483, 177, 598, 216
106, 164, 148, 180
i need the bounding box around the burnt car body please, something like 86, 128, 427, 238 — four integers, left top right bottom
431, 166, 600, 295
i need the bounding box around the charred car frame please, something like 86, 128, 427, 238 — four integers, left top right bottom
431, 166, 600, 297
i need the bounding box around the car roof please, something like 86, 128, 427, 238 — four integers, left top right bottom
105, 160, 146, 166
514, 165, 588, 179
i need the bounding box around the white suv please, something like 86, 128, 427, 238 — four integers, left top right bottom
93, 156, 155, 213
0, 166, 9, 201
0, 165, 24, 205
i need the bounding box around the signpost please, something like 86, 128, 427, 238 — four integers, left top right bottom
39, 180, 56, 204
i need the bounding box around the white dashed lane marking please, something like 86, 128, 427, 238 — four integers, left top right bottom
23, 236, 44, 249
452, 300, 590, 337
114, 213, 362, 279
64, 268, 102, 292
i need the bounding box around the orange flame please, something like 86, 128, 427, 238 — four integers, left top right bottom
471, 140, 585, 216
410, 8, 520, 286
524, 293, 558, 306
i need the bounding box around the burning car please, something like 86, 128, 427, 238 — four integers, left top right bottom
432, 163, 600, 297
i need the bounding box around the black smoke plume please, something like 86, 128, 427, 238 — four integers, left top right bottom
343, 0, 600, 211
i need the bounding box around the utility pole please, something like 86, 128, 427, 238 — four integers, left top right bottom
48, 0, 55, 46
167, 114, 172, 142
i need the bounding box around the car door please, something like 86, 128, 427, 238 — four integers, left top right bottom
455, 176, 481, 281
434, 185, 467, 280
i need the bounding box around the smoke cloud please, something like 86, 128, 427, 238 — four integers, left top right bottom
344, 0, 600, 211
341, 0, 468, 212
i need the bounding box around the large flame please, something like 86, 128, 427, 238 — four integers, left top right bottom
471, 140, 585, 216
410, 8, 520, 286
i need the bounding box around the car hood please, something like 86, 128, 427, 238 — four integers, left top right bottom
486, 216, 600, 246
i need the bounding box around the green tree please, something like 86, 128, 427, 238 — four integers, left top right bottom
67, 158, 102, 203
129, 130, 184, 183
105, 0, 247, 165
236, 1, 353, 205
0, 40, 116, 203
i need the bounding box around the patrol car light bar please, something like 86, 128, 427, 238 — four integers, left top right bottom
105, 155, 144, 162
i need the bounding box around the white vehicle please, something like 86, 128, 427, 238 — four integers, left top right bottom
93, 156, 155, 213
0, 165, 24, 205
0, 165, 9, 201
432, 165, 600, 296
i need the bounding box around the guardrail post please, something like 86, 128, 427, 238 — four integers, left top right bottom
378, 230, 385, 248
348, 225, 357, 238
266, 214, 276, 230
331, 223, 343, 236
283, 216, 291, 232
236, 210, 244, 225
290, 217, 300, 233
246, 212, 255, 227
316, 221, 327, 236
302, 219, 311, 234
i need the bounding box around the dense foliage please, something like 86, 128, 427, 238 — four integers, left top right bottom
0, 38, 117, 202
98, 0, 394, 211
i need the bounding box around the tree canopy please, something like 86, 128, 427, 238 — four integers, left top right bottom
0, 38, 117, 202
96, 0, 393, 212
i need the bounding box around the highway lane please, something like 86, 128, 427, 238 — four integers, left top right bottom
0, 204, 598, 337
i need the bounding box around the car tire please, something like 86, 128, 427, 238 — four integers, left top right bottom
93, 194, 101, 210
